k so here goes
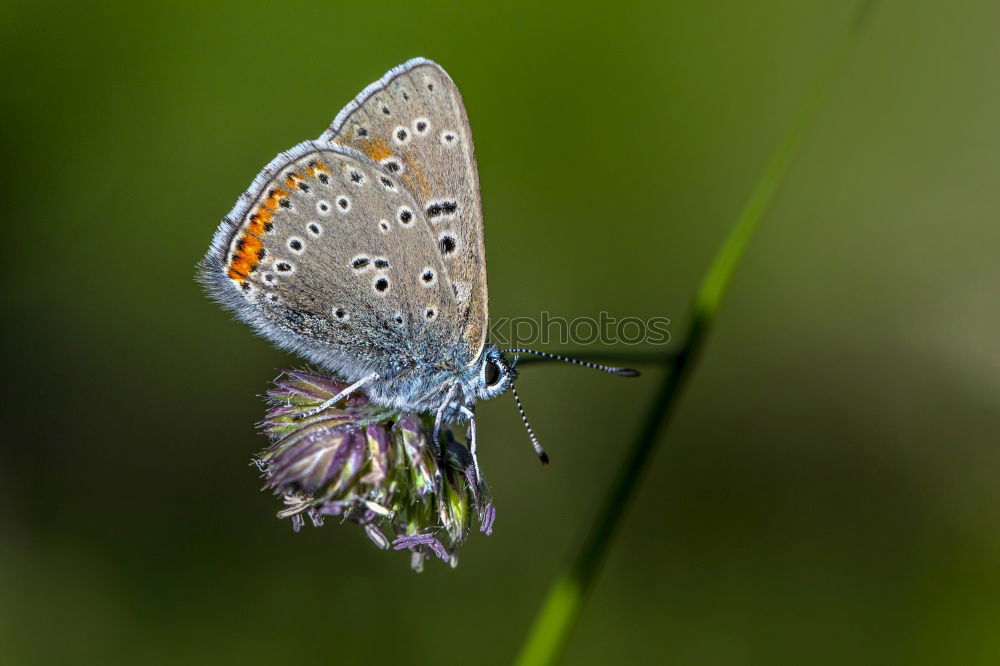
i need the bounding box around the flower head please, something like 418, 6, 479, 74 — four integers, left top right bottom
256, 370, 495, 570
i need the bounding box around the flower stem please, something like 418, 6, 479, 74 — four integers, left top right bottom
513, 6, 875, 664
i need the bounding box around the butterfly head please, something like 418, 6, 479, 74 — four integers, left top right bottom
473, 345, 516, 401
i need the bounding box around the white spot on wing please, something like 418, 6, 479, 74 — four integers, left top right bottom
438, 231, 459, 256
350, 255, 372, 273
380, 156, 404, 174
392, 126, 411, 145
397, 206, 414, 227
372, 275, 390, 295
345, 166, 366, 186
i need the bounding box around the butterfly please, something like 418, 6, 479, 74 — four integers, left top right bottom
200, 58, 636, 475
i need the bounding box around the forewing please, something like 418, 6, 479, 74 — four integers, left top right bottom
200, 141, 458, 381
320, 58, 488, 364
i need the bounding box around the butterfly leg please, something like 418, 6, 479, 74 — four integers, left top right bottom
432, 385, 459, 490
460, 406, 481, 484
294, 372, 379, 420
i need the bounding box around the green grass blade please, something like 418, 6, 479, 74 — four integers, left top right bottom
514, 4, 876, 664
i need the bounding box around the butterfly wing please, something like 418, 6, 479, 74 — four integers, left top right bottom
320, 58, 489, 367
200, 141, 461, 383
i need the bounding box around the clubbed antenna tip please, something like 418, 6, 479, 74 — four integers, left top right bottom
510, 381, 549, 467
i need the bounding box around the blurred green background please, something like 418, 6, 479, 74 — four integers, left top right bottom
2, 1, 998, 664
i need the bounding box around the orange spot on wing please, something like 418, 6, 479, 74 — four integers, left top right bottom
226, 224, 269, 285
230, 251, 255, 278
262, 188, 288, 211
247, 216, 264, 236
225, 187, 290, 286
241, 233, 264, 257
307, 161, 331, 178
362, 139, 393, 162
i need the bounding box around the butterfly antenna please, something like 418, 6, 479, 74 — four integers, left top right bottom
503, 349, 640, 377
510, 380, 549, 466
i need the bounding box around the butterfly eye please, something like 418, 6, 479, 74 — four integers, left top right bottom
484, 360, 502, 387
